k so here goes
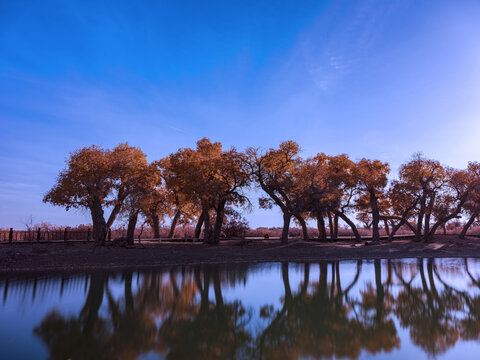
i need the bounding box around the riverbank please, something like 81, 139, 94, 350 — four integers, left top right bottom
1, 235, 479, 275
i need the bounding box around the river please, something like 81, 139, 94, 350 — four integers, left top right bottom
1, 258, 479, 359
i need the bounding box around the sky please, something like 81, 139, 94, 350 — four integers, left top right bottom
2, 0, 480, 229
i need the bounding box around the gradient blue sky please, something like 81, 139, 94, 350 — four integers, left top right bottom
2, 0, 480, 229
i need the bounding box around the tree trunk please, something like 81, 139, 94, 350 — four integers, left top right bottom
106, 203, 122, 230
281, 262, 292, 307
404, 220, 417, 233
460, 214, 476, 239
328, 212, 334, 241
424, 213, 431, 238
418, 258, 431, 300
335, 211, 362, 242
301, 263, 310, 296
374, 259, 384, 323
203, 209, 211, 244
213, 268, 224, 310
415, 194, 427, 242
90, 197, 107, 244
428, 203, 465, 241
149, 209, 160, 239
384, 219, 390, 236
424, 193, 435, 239
333, 213, 339, 239
335, 261, 342, 296
388, 201, 419, 241
370, 191, 380, 243
388, 220, 400, 242
425, 207, 435, 238
197, 270, 210, 313
388, 218, 406, 242
124, 271, 134, 312
330, 262, 335, 299
126, 210, 139, 245
81, 273, 105, 335
194, 211, 206, 240
317, 214, 326, 241
427, 258, 440, 301
212, 200, 226, 244
281, 213, 291, 244
295, 214, 309, 241
416, 211, 424, 241
168, 210, 181, 239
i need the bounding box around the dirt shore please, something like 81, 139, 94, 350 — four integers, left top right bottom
1, 235, 479, 276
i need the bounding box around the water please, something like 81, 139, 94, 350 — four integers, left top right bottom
1, 258, 480, 359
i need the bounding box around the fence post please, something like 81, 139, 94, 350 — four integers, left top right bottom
108, 229, 111, 241
64, 228, 68, 242
9, 228, 13, 243
87, 228, 91, 242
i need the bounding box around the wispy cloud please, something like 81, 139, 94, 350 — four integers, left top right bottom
297, 0, 405, 92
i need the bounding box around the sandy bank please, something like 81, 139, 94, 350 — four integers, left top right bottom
1, 235, 479, 276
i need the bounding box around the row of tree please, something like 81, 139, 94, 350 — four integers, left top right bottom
44, 138, 480, 244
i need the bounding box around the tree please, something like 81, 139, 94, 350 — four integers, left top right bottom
298, 153, 335, 241
155, 157, 200, 239
163, 138, 251, 244
460, 162, 480, 238
385, 154, 476, 241
120, 163, 161, 245
431, 194, 454, 235
425, 167, 476, 241
356, 210, 372, 230
107, 143, 150, 229
247, 141, 309, 243
140, 181, 169, 240
323, 154, 362, 242
385, 179, 420, 241
44, 144, 148, 243
398, 153, 449, 241
355, 159, 390, 242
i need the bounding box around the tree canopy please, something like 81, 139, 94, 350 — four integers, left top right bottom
45, 139, 480, 244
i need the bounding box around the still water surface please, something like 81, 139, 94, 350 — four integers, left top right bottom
1, 258, 480, 359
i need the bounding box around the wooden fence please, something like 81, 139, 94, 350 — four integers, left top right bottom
0, 227, 418, 244
0, 228, 88, 242
0, 228, 133, 243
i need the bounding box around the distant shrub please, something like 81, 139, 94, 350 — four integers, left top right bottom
223, 213, 249, 238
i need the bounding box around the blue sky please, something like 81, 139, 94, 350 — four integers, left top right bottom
2, 0, 480, 229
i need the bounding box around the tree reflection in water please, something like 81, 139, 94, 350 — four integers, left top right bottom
3, 259, 480, 359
